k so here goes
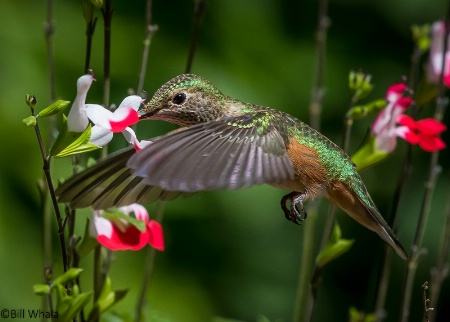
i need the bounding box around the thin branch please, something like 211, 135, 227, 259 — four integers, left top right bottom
32, 110, 69, 272
137, 0, 158, 94
84, 17, 98, 73
309, 0, 329, 131
185, 0, 207, 74
293, 1, 329, 321
422, 282, 433, 322
101, 0, 113, 133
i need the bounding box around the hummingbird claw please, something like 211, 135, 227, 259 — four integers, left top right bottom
281, 191, 307, 225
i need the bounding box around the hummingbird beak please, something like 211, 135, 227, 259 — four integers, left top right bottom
138, 109, 158, 120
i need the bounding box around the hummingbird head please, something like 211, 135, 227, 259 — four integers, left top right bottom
140, 74, 228, 126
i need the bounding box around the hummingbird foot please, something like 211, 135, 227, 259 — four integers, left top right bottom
281, 191, 307, 225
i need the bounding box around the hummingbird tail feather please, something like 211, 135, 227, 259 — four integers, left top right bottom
327, 181, 408, 260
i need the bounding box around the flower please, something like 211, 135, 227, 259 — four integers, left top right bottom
67, 73, 142, 147
397, 115, 446, 152
90, 203, 164, 251
371, 83, 413, 152
371, 82, 446, 153
427, 20, 450, 87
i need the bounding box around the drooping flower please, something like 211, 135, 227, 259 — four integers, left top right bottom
67, 73, 142, 147
67, 74, 95, 132
90, 203, 164, 251
86, 95, 143, 146
427, 20, 450, 87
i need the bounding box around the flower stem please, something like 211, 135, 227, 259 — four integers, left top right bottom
308, 0, 329, 132
185, 0, 207, 74
137, 0, 158, 94
429, 190, 450, 322
32, 115, 69, 272
134, 202, 166, 322
399, 16, 449, 322
100, 0, 113, 158
293, 1, 329, 320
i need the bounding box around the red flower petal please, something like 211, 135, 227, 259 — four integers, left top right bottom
109, 108, 139, 132
98, 225, 150, 251
397, 114, 417, 129
417, 133, 447, 152
148, 220, 165, 251
416, 118, 447, 136
395, 97, 413, 110
386, 83, 407, 100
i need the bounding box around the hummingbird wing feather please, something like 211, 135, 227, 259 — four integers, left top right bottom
128, 115, 296, 192
56, 147, 188, 209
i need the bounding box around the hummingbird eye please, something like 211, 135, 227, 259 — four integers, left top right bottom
172, 92, 187, 105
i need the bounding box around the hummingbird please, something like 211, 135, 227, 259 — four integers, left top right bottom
57, 74, 408, 260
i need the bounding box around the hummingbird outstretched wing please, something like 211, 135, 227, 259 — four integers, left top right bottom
128, 115, 296, 192
56, 148, 188, 209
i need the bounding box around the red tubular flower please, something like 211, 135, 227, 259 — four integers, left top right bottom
90, 204, 164, 251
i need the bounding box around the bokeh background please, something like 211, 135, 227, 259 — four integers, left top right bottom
1, 0, 449, 321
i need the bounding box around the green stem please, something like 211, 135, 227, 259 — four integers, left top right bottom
135, 202, 166, 322
185, 0, 206, 74
293, 205, 318, 322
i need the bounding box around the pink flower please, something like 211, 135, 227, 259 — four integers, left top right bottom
372, 83, 446, 153
427, 21, 450, 87
372, 83, 413, 152
67, 73, 143, 147
90, 204, 164, 251
397, 115, 446, 152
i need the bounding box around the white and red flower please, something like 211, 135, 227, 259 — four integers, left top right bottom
427, 20, 450, 87
371, 83, 446, 153
90, 203, 164, 251
67, 73, 144, 148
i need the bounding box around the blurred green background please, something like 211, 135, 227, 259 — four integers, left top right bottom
1, 0, 449, 321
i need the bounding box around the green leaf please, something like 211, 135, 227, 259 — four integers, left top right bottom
102, 209, 146, 232
316, 224, 354, 267
348, 307, 376, 322
22, 115, 37, 127
88, 277, 128, 321
58, 291, 92, 322
37, 100, 71, 118
351, 134, 390, 172
50, 116, 101, 157
349, 71, 374, 102
33, 284, 51, 295
411, 24, 431, 53
78, 218, 99, 257
346, 99, 387, 120
52, 268, 84, 286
